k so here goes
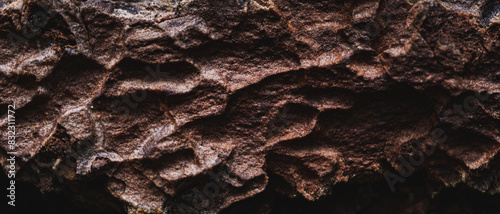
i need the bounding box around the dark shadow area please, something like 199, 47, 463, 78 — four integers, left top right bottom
0, 168, 125, 214
221, 171, 500, 214
2, 166, 500, 213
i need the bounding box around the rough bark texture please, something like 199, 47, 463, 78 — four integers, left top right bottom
0, 0, 499, 213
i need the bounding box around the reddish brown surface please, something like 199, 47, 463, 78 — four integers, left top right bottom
0, 0, 499, 213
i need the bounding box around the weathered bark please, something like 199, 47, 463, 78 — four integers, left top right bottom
0, 0, 499, 213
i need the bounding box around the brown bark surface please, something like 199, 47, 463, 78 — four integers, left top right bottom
0, 0, 499, 213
